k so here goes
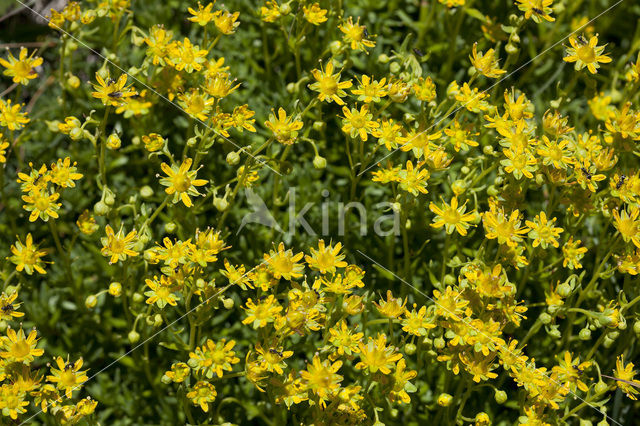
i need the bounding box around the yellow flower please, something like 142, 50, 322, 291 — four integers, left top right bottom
501, 147, 537, 180
483, 204, 529, 247
356, 333, 403, 374
21, 186, 61, 222
412, 76, 437, 102
100, 225, 139, 264
172, 38, 208, 73
179, 89, 213, 121
552, 351, 591, 393
76, 210, 99, 235
0, 384, 29, 419
525, 211, 563, 249
328, 320, 363, 357
309, 61, 353, 105
188, 2, 216, 26
142, 133, 165, 152
373, 119, 406, 150
8, 233, 49, 275
351, 75, 387, 103
397, 160, 430, 196
0, 99, 30, 130
537, 136, 574, 169
564, 34, 612, 74
614, 355, 639, 400
402, 305, 436, 336
0, 327, 44, 362
374, 290, 407, 319
213, 10, 240, 34
265, 242, 304, 280
159, 158, 208, 207
0, 292, 24, 321
261, 1, 281, 23
91, 71, 137, 106
305, 240, 347, 274
46, 356, 89, 398
339, 17, 375, 51
255, 343, 293, 374
429, 196, 478, 236
164, 362, 190, 383
389, 358, 418, 404
187, 381, 217, 412
0, 136, 8, 163
144, 25, 175, 66
231, 105, 256, 132
0, 47, 43, 85
303, 3, 328, 25
341, 105, 379, 141
188, 338, 240, 378
470, 42, 506, 78
613, 207, 640, 248
300, 354, 343, 406
562, 237, 587, 269
49, 157, 83, 188
145, 275, 179, 308
455, 82, 490, 113
242, 295, 282, 328
432, 286, 470, 319
264, 107, 303, 145
515, 0, 555, 23
444, 120, 479, 152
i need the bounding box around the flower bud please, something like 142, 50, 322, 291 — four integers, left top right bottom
594, 381, 608, 394
539, 312, 552, 324
107, 133, 121, 150
312, 121, 325, 132
165, 222, 177, 233
223, 297, 234, 309
145, 315, 155, 326
187, 137, 198, 147
603, 335, 615, 348
461, 166, 470, 174
579, 327, 591, 340
85, 295, 97, 309
104, 193, 115, 206
132, 292, 144, 303
154, 314, 163, 327
451, 180, 466, 195
378, 53, 390, 64
444, 274, 455, 286
329, 41, 342, 55
67, 75, 81, 89
389, 62, 401, 73
634, 320, 640, 336
161, 374, 172, 384
226, 151, 240, 165
279, 3, 291, 15
140, 185, 153, 199
505, 43, 519, 54
109, 282, 122, 297
343, 294, 364, 315
94, 201, 110, 216
404, 343, 417, 355
128, 330, 140, 344
313, 155, 327, 169
433, 337, 445, 349
214, 197, 229, 211
494, 390, 507, 404
557, 283, 572, 297
482, 145, 494, 155
437, 393, 453, 407
69, 127, 84, 140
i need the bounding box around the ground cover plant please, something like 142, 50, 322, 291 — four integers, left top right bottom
1, 0, 640, 424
